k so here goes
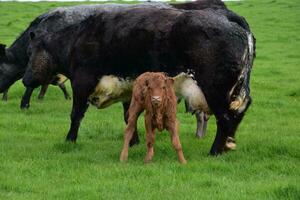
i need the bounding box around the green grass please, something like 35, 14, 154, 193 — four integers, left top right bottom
0, 0, 300, 199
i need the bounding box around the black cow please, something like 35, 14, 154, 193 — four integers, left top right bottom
37, 6, 254, 155
0, 0, 248, 108
22, 1, 252, 143
1, 4, 172, 108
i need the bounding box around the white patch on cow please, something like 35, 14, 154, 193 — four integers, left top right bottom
56, 74, 68, 85
225, 142, 236, 150
229, 33, 254, 111
248, 33, 254, 57
173, 72, 210, 114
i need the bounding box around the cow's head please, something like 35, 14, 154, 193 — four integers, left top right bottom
0, 44, 21, 93
143, 72, 174, 108
89, 75, 133, 109
23, 32, 56, 88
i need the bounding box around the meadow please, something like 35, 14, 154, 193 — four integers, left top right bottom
0, 0, 299, 199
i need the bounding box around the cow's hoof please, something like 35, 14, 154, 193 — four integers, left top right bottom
225, 142, 236, 151
20, 103, 30, 109
65, 135, 77, 143
209, 148, 223, 156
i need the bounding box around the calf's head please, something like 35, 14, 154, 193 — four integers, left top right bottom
143, 73, 174, 108
23, 32, 56, 88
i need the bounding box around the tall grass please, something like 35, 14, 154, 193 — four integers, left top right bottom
0, 0, 299, 199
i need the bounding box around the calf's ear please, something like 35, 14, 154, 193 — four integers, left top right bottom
166, 77, 174, 85
0, 44, 6, 57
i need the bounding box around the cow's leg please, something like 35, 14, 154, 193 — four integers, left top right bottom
209, 111, 245, 155
120, 102, 143, 162
66, 72, 96, 142
195, 111, 209, 138
168, 120, 186, 164
2, 89, 8, 101
144, 115, 155, 163
38, 84, 49, 100
58, 83, 71, 100
122, 102, 140, 146
225, 98, 251, 151
20, 87, 35, 109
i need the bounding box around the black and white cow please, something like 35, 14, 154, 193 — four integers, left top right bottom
29, 6, 254, 155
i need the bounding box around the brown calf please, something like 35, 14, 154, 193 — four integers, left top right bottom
120, 72, 186, 164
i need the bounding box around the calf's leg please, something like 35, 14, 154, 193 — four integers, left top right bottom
120, 101, 143, 162
144, 115, 155, 163
122, 102, 140, 146
168, 120, 187, 164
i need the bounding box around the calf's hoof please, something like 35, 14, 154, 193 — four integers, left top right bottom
120, 150, 128, 162
179, 158, 187, 165
144, 158, 152, 164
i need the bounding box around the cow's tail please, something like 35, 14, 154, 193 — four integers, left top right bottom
229, 33, 255, 113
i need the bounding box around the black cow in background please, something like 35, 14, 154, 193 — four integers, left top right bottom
0, 0, 249, 108
38, 6, 254, 155
1, 4, 171, 108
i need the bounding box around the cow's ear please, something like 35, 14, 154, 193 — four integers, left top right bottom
29, 32, 35, 40
0, 44, 6, 57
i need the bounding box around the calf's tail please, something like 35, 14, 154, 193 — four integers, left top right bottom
229, 33, 255, 113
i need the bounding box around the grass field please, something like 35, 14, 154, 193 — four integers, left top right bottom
0, 0, 300, 199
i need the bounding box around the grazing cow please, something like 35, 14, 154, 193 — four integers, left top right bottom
120, 72, 186, 164
20, 74, 70, 108
38, 74, 70, 100
61, 6, 255, 155
1, 75, 69, 102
